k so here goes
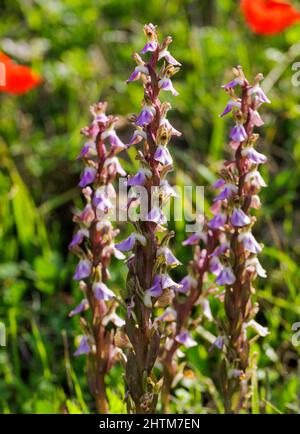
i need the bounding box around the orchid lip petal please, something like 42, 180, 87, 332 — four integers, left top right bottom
158, 77, 179, 96
154, 145, 173, 165
231, 208, 251, 227
182, 232, 202, 246
115, 233, 146, 252
78, 167, 97, 188
74, 336, 91, 356
230, 124, 247, 143
93, 282, 114, 301
238, 231, 262, 254
242, 147, 267, 164
147, 206, 167, 225
136, 106, 155, 126
140, 41, 158, 54
212, 178, 226, 189
208, 213, 227, 229
178, 275, 197, 293
215, 266, 236, 286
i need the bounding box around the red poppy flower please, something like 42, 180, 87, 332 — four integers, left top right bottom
0, 51, 42, 95
240, 0, 300, 35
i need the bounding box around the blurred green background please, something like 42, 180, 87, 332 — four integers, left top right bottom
1, 0, 300, 414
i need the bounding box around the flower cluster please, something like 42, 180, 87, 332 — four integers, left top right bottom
216, 67, 269, 412
180, 66, 269, 413
116, 23, 182, 414
69, 101, 126, 413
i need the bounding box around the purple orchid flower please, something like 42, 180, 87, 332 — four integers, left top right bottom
158, 77, 179, 96
126, 65, 149, 83
104, 157, 126, 176
210, 242, 229, 257
242, 147, 267, 165
90, 103, 109, 123
214, 183, 238, 202
175, 331, 197, 348
77, 140, 97, 160
245, 170, 267, 188
178, 275, 198, 293
245, 319, 269, 337
79, 204, 95, 225
182, 232, 205, 246
209, 256, 223, 276
245, 257, 267, 278
154, 145, 173, 165
249, 84, 270, 104
136, 105, 156, 126
212, 178, 226, 189
115, 232, 147, 252
208, 213, 227, 230
127, 168, 152, 187
93, 193, 112, 213
140, 40, 158, 54
127, 128, 147, 146
159, 180, 178, 199
74, 336, 91, 357
69, 299, 89, 317
147, 273, 181, 298
158, 49, 181, 66
238, 231, 262, 254
126, 298, 135, 319
249, 108, 264, 127
157, 246, 181, 267
68, 229, 89, 250
220, 99, 241, 117
209, 335, 225, 352
103, 312, 125, 328
112, 245, 126, 260
101, 128, 126, 150
160, 273, 181, 290
222, 77, 244, 89
79, 167, 97, 188
93, 282, 115, 301
147, 275, 164, 298
147, 207, 167, 225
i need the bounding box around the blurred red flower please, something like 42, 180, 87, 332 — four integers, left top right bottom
0, 51, 41, 94
241, 0, 300, 35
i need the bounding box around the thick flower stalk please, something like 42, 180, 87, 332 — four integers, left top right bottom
69, 102, 126, 414
117, 24, 181, 413
160, 235, 215, 412
209, 66, 269, 412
